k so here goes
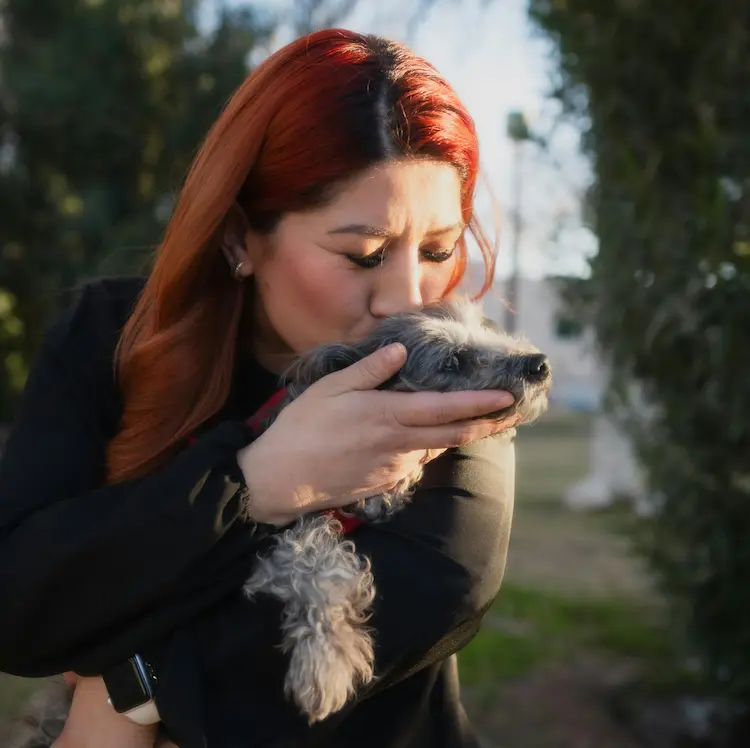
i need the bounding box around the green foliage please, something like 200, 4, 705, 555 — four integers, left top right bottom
529, 0, 750, 728
0, 0, 272, 419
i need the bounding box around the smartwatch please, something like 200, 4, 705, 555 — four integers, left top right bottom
101, 654, 161, 725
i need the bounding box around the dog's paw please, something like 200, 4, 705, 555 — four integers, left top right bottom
284, 618, 375, 723
343, 478, 420, 524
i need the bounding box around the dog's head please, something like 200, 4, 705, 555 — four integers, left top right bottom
285, 299, 551, 426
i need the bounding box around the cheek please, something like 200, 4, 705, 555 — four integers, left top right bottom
421, 263, 459, 303
259, 253, 368, 346
280, 256, 360, 318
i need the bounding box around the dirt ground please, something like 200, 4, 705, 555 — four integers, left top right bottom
466, 656, 643, 748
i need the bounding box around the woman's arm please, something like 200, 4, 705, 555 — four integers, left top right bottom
0, 287, 263, 677
150, 434, 515, 748
52, 676, 159, 748
355, 432, 515, 688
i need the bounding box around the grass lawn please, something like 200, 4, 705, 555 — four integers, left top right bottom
0, 674, 41, 716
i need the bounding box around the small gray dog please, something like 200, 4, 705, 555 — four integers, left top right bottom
7, 299, 550, 746
242, 299, 551, 724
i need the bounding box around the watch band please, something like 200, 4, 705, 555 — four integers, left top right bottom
107, 696, 161, 725
102, 654, 160, 725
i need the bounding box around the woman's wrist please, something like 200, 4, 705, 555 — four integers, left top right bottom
235, 441, 303, 527
56, 676, 158, 748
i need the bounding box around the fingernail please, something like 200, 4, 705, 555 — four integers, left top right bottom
384, 343, 406, 361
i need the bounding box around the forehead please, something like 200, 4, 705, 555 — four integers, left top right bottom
285, 159, 463, 234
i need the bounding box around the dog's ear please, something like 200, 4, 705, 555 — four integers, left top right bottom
284, 342, 363, 392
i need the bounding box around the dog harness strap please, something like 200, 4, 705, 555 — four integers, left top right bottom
244, 387, 289, 433
326, 510, 363, 534
188, 387, 364, 534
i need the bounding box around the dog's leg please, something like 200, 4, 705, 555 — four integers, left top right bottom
342, 470, 423, 523
243, 515, 376, 723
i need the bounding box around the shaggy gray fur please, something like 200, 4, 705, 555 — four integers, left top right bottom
7, 299, 550, 745
243, 299, 551, 724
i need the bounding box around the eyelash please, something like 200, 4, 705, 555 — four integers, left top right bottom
346, 245, 457, 269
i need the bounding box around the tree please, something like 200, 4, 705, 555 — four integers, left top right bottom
0, 0, 272, 421
529, 0, 750, 738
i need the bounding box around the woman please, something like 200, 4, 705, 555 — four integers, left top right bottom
0, 29, 518, 748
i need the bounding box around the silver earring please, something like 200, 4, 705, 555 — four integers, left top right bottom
232, 260, 245, 281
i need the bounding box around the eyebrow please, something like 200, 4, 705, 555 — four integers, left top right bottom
327, 222, 465, 239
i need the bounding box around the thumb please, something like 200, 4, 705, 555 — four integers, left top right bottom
322, 343, 407, 394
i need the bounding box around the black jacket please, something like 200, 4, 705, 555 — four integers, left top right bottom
0, 277, 516, 748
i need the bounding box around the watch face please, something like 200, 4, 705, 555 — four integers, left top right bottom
102, 658, 154, 713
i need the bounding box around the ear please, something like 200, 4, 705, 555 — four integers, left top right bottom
220, 202, 255, 279
283, 342, 363, 393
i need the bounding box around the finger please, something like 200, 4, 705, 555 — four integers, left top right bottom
318, 343, 407, 395
421, 447, 448, 465
62, 671, 79, 687
398, 415, 518, 451
388, 389, 514, 428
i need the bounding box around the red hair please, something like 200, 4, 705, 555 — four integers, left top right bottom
107, 29, 498, 482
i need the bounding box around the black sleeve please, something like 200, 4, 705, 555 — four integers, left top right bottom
146, 434, 515, 748
354, 432, 515, 687
0, 285, 263, 676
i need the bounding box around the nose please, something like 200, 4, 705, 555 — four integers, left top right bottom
521, 353, 550, 382
369, 251, 424, 318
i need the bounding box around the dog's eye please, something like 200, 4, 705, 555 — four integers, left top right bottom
443, 353, 465, 371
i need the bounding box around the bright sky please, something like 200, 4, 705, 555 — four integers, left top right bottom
226, 0, 598, 280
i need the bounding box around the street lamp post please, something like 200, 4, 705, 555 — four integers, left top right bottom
505, 111, 532, 335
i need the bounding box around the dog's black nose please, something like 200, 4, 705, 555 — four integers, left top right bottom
521, 353, 550, 382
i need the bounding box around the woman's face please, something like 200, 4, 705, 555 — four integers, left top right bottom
234, 159, 465, 372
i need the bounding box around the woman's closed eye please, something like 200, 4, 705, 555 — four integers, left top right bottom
346, 248, 386, 269
345, 243, 457, 269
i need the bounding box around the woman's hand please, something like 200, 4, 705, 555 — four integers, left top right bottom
237, 343, 516, 525
53, 676, 158, 748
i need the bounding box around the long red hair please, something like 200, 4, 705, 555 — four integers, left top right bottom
107, 28, 498, 483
